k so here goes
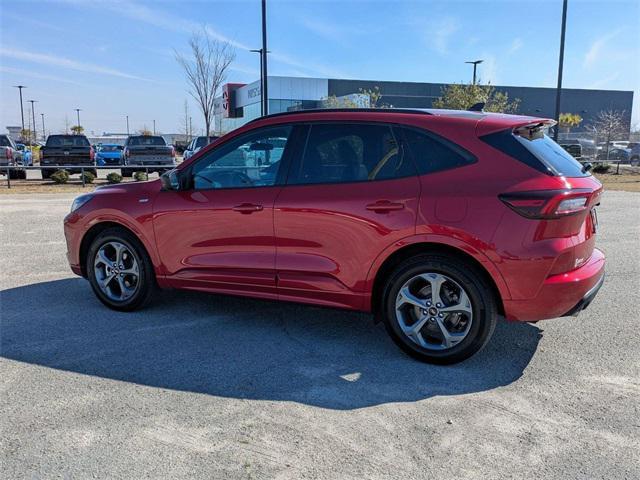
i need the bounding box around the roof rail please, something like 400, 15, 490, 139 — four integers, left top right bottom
247, 108, 433, 124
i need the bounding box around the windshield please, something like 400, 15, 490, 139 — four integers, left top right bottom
100, 145, 122, 152
127, 136, 166, 146
195, 136, 217, 148
46, 136, 90, 147
0, 136, 12, 147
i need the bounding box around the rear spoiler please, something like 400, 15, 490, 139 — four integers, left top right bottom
476, 116, 557, 137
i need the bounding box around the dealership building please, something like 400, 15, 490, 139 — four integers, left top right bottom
213, 76, 634, 135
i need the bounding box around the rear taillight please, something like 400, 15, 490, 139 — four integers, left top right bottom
124, 148, 130, 158
499, 189, 592, 219
171, 146, 176, 157
90, 147, 95, 161
6, 148, 13, 160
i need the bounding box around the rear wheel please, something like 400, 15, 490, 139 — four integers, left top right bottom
40, 168, 52, 179
382, 254, 497, 364
86, 228, 156, 311
121, 168, 133, 177
631, 156, 640, 166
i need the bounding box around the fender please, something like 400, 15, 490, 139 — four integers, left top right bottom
363, 232, 512, 308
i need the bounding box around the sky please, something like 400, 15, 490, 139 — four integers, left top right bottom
1, 0, 639, 135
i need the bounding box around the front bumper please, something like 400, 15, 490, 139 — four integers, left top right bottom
504, 248, 605, 321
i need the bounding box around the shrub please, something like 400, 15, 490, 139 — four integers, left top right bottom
133, 171, 148, 182
82, 171, 95, 184
50, 169, 69, 184
592, 163, 610, 173
106, 172, 123, 184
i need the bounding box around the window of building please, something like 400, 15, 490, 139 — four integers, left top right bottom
287, 123, 416, 185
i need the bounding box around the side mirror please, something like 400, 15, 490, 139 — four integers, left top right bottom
161, 169, 181, 191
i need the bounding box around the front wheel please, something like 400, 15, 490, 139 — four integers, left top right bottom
86, 228, 156, 311
382, 254, 498, 364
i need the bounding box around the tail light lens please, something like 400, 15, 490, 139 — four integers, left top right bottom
171, 146, 176, 157
6, 148, 13, 160
90, 147, 95, 161
499, 189, 592, 219
124, 148, 130, 158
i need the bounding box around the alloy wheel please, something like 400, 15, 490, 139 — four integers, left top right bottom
395, 272, 473, 350
93, 241, 140, 302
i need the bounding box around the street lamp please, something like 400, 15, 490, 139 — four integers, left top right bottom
13, 85, 26, 134
41, 113, 46, 141
28, 100, 38, 145
153, 119, 156, 135
465, 60, 483, 85
74, 108, 82, 133
261, 0, 269, 116
126, 115, 130, 136
553, 0, 569, 142
250, 48, 271, 116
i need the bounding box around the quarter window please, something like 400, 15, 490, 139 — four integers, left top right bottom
191, 126, 291, 190
398, 127, 476, 174
287, 123, 415, 185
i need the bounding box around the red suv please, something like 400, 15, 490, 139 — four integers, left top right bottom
64, 109, 605, 364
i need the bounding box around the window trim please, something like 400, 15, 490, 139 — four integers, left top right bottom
184, 124, 298, 191
283, 121, 419, 187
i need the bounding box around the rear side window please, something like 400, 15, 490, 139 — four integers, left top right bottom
0, 136, 12, 147
481, 130, 589, 177
396, 127, 476, 175
127, 136, 166, 146
46, 135, 90, 147
287, 123, 415, 185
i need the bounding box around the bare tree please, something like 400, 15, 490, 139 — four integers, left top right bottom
175, 30, 235, 139
587, 110, 628, 160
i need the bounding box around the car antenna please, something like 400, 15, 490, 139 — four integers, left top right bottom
468, 102, 485, 112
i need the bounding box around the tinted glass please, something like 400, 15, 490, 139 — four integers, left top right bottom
192, 126, 291, 190
46, 135, 90, 147
288, 123, 415, 185
398, 127, 476, 174
515, 134, 588, 177
127, 136, 166, 146
0, 136, 11, 147
100, 145, 121, 152
195, 136, 218, 148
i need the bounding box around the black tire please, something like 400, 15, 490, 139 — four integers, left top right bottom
381, 254, 498, 364
17, 170, 27, 180
121, 168, 133, 177
8, 169, 21, 180
86, 227, 156, 311
631, 156, 640, 166
41, 168, 52, 179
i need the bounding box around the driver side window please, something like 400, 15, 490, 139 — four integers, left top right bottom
191, 126, 292, 190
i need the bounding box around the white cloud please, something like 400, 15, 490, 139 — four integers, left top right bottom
584, 29, 622, 68
587, 72, 621, 89
508, 38, 523, 55
0, 47, 149, 81
430, 17, 460, 55
478, 54, 498, 84
0, 66, 85, 86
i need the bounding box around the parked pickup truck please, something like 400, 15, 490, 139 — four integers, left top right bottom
0, 134, 27, 179
40, 135, 95, 179
121, 135, 176, 177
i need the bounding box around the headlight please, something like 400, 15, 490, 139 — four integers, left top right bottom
71, 193, 94, 213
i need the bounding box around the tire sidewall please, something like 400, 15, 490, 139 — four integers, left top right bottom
383, 256, 496, 364
86, 230, 152, 311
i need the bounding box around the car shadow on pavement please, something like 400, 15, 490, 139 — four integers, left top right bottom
1, 278, 542, 410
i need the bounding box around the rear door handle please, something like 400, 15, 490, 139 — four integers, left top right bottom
366, 201, 405, 213
233, 203, 264, 214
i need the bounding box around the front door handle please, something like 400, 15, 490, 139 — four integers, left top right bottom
366, 201, 405, 213
233, 203, 264, 214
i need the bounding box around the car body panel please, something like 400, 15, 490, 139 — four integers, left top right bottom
64, 109, 605, 325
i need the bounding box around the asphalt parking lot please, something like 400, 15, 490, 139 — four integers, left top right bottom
1, 191, 639, 479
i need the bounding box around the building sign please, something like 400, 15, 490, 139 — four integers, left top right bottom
222, 83, 245, 118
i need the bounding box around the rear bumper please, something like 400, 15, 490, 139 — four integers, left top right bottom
504, 248, 605, 321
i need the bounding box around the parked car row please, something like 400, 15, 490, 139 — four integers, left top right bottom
0, 134, 33, 179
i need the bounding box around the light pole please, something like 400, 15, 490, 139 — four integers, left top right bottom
553, 0, 568, 142
13, 85, 26, 135
250, 48, 271, 116
153, 119, 156, 135
126, 115, 130, 135
465, 60, 483, 85
261, 0, 269, 116
74, 108, 82, 133
41, 113, 46, 141
28, 100, 38, 145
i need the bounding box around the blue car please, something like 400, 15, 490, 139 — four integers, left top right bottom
96, 144, 124, 166
15, 144, 33, 166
